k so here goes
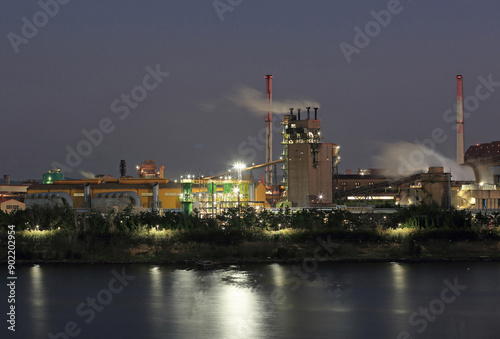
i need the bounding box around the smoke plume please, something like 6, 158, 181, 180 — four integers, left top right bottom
226, 85, 321, 115
373, 141, 475, 181
79, 170, 96, 179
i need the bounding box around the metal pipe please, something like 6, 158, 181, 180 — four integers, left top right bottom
456, 75, 464, 164
152, 182, 159, 212
297, 108, 301, 120
84, 183, 91, 209
314, 107, 318, 120
306, 107, 311, 119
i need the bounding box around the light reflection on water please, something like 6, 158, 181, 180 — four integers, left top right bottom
390, 262, 410, 315
29, 265, 47, 335
12, 262, 500, 339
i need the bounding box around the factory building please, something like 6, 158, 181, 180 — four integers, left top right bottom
0, 198, 25, 213
450, 141, 500, 210
0, 174, 30, 201
23, 75, 500, 213
338, 167, 455, 207
282, 107, 340, 207
26, 176, 268, 214
136, 160, 165, 179
336, 169, 388, 192
407, 167, 452, 207
464, 141, 500, 185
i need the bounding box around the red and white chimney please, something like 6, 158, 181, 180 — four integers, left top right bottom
265, 75, 273, 185
456, 75, 464, 164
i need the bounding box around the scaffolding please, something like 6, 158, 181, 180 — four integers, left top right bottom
179, 177, 265, 216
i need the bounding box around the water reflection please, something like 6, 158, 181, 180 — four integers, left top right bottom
269, 263, 287, 287
29, 265, 47, 335
218, 283, 261, 336
148, 265, 164, 335
15, 262, 500, 338
390, 262, 410, 315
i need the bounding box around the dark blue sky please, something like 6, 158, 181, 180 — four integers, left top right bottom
1, 0, 499, 181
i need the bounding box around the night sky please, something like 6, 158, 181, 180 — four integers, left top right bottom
2, 0, 499, 181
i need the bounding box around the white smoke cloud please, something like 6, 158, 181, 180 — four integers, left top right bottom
226, 85, 321, 115
373, 141, 475, 181
79, 170, 96, 179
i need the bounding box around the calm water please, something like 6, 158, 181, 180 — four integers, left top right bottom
2, 261, 500, 338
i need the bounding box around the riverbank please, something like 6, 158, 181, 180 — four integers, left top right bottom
4, 227, 500, 265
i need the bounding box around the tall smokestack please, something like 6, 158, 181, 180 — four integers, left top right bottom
120, 160, 126, 178
457, 75, 464, 164
265, 75, 273, 185
3, 175, 10, 185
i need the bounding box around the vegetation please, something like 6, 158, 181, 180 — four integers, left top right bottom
1, 203, 499, 262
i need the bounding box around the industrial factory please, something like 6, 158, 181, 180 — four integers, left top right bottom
13, 75, 500, 214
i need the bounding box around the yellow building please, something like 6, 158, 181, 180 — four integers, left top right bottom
26, 177, 269, 212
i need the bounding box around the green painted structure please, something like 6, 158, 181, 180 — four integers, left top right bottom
42, 169, 64, 184
179, 181, 194, 214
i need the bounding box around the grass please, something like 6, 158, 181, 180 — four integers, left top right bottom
3, 226, 500, 263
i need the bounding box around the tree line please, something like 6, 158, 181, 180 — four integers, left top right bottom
1, 203, 499, 235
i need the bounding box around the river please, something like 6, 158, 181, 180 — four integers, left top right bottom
3, 261, 500, 338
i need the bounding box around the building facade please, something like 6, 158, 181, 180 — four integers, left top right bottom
0, 199, 25, 213
282, 108, 339, 207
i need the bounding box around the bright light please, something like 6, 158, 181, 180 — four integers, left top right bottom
234, 162, 246, 170
318, 194, 324, 200
347, 196, 394, 200
479, 182, 484, 186
471, 198, 476, 204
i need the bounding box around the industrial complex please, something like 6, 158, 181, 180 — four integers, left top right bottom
1, 75, 499, 215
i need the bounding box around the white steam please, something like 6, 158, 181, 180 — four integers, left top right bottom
79, 170, 96, 179
373, 141, 475, 181
226, 85, 321, 115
